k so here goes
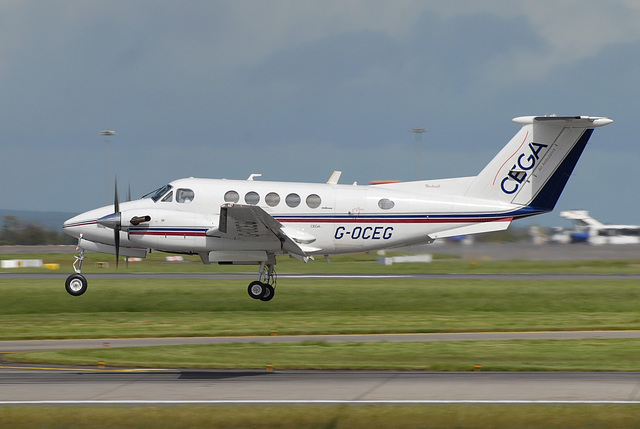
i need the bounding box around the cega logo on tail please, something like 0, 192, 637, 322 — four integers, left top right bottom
500, 142, 549, 194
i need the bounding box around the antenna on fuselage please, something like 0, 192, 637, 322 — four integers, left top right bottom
247, 173, 262, 181
327, 171, 342, 184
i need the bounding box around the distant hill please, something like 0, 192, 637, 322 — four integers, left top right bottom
0, 210, 76, 231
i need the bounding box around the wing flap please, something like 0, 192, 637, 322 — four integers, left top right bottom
211, 204, 317, 256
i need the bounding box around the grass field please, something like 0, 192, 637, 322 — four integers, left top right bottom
2, 274, 640, 370
2, 405, 640, 429
8, 338, 640, 371
1, 278, 640, 339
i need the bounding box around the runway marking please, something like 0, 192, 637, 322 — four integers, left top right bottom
1, 400, 640, 405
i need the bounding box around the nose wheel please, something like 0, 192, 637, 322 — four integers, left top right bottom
65, 273, 88, 296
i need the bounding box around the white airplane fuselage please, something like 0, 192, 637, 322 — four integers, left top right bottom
63, 177, 516, 258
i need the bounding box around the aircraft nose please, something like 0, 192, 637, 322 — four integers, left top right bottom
63, 214, 86, 238
63, 215, 75, 228
63, 205, 118, 239
63, 211, 99, 238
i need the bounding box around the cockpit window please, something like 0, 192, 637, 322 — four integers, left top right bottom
161, 191, 173, 202
177, 188, 194, 203
145, 184, 173, 202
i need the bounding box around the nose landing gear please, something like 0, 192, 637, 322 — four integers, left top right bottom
65, 244, 87, 296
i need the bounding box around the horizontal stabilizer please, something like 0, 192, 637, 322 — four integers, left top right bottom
429, 219, 512, 240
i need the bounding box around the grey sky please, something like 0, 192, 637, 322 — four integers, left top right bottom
2, 1, 638, 226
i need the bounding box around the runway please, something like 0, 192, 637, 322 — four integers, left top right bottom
1, 368, 639, 404
2, 368, 640, 405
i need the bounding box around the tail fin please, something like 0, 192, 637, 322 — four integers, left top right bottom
464, 116, 612, 212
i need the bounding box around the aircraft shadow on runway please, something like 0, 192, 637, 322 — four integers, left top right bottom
177, 371, 271, 380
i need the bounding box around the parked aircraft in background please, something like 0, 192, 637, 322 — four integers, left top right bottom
550, 210, 640, 245
63, 115, 612, 300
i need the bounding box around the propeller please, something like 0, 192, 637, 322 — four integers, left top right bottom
114, 179, 120, 268
97, 178, 122, 268
126, 183, 131, 268
97, 180, 150, 269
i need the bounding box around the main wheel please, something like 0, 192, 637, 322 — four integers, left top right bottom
65, 274, 88, 296
248, 281, 265, 299
260, 284, 275, 302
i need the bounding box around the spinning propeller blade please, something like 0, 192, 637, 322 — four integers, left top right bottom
96, 179, 148, 269
114, 178, 121, 268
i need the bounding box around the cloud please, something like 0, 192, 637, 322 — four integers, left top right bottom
0, 0, 638, 225
462, 1, 640, 83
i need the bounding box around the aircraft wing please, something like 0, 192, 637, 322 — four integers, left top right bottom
207, 204, 319, 256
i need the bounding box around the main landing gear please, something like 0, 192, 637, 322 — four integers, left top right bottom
65, 246, 88, 296
248, 261, 276, 301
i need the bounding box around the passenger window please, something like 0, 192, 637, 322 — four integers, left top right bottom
245, 191, 260, 205
177, 189, 194, 204
306, 194, 321, 209
161, 191, 173, 202
286, 193, 301, 208
378, 198, 395, 210
265, 192, 280, 207
224, 190, 240, 203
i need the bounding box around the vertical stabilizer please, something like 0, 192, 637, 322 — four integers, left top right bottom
464, 116, 612, 212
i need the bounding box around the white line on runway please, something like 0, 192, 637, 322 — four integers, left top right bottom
2, 400, 640, 405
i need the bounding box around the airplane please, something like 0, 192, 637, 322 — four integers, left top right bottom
63, 115, 613, 301
551, 210, 640, 245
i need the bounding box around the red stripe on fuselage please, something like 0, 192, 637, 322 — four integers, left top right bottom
277, 217, 513, 224
128, 231, 206, 237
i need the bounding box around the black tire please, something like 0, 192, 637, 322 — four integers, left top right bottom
248, 281, 265, 299
260, 284, 275, 302
65, 274, 88, 296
